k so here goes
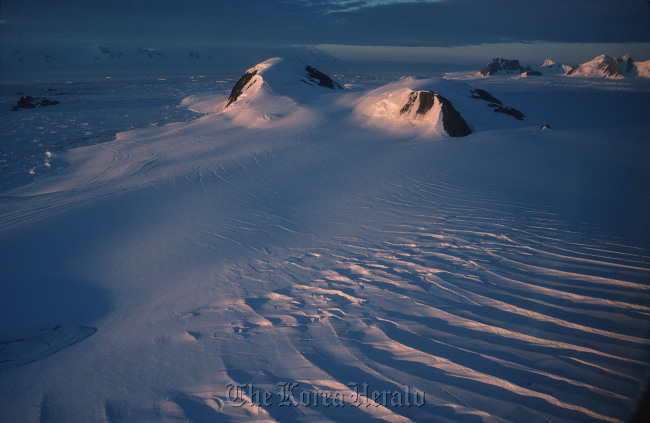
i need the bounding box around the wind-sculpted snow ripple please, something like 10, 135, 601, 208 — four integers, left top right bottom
173, 169, 650, 423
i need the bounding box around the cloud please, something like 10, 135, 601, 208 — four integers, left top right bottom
2, 0, 649, 56
295, 0, 442, 14
317, 0, 650, 46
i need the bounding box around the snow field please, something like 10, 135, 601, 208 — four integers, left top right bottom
1, 61, 649, 422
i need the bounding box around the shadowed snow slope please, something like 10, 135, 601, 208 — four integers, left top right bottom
1, 58, 650, 423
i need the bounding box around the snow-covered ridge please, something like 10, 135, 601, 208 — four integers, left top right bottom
180, 58, 345, 127
181, 58, 526, 137
8, 45, 212, 65
479, 55, 650, 79
225, 57, 342, 108
566, 54, 650, 79
215, 59, 527, 138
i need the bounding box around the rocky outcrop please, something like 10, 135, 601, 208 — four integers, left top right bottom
469, 89, 502, 105
489, 104, 525, 120
226, 69, 258, 107
12, 96, 60, 111
96, 46, 164, 60
469, 89, 525, 120
400, 90, 472, 137
304, 66, 342, 89
480, 58, 535, 77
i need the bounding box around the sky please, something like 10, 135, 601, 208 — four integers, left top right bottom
2, 0, 650, 71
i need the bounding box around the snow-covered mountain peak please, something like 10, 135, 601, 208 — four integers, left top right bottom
354, 77, 525, 138
225, 57, 342, 108
538, 59, 572, 75
541, 59, 556, 68
179, 58, 344, 128
397, 90, 472, 137
565, 54, 645, 79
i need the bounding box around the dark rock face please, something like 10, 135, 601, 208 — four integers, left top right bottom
226, 69, 258, 107
566, 65, 580, 76
469, 89, 502, 105
489, 104, 525, 120
12, 96, 60, 111
400, 91, 420, 115
437, 95, 472, 137
623, 56, 635, 74
400, 91, 436, 115
480, 58, 533, 76
304, 65, 342, 89
400, 90, 472, 138
599, 57, 622, 78
469, 89, 525, 120
521, 70, 542, 76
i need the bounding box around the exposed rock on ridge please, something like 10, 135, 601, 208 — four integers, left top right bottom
224, 58, 342, 109
400, 90, 472, 137
480, 58, 535, 77
304, 65, 342, 89
226, 69, 258, 107
470, 89, 525, 120
224, 59, 528, 138
566, 54, 644, 78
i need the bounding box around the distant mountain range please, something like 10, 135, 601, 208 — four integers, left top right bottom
480, 55, 650, 78
1, 45, 336, 80
4, 45, 650, 81
479, 58, 541, 77
7, 46, 215, 65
